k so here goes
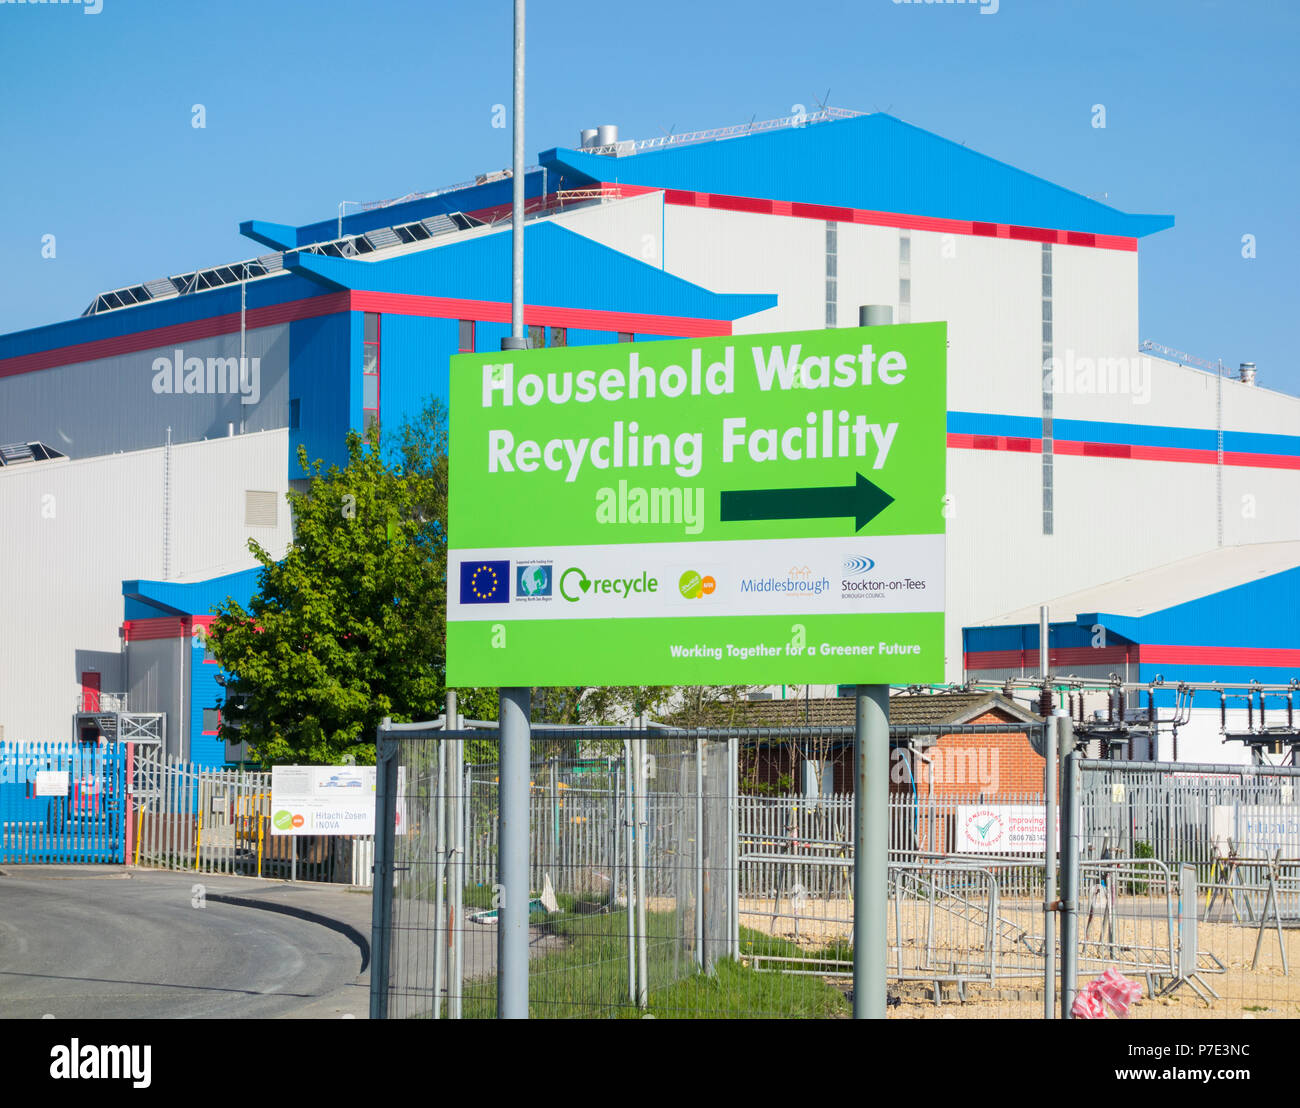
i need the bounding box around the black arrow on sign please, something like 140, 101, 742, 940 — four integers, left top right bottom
720, 472, 895, 532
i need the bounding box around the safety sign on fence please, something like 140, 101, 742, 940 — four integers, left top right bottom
270, 765, 375, 836
956, 804, 1060, 853
447, 324, 947, 685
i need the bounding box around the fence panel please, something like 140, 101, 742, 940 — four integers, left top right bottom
1072, 759, 1300, 1019
0, 741, 127, 863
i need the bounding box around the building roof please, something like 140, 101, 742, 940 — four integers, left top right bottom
979, 542, 1300, 627
540, 113, 1172, 240
685, 690, 1039, 732
286, 221, 775, 323
123, 568, 264, 619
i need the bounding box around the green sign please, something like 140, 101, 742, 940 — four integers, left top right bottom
447, 324, 946, 685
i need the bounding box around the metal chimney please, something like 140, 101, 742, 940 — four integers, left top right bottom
1239, 362, 1257, 386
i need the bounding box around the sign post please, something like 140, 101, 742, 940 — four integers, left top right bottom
448, 323, 946, 686
448, 319, 947, 1018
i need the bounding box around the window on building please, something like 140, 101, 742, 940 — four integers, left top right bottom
617, 332, 634, 343
202, 708, 220, 734
289, 398, 300, 430
528, 324, 545, 349
550, 326, 567, 348
458, 319, 475, 352
363, 312, 380, 434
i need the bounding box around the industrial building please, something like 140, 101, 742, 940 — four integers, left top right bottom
2, 107, 1296, 762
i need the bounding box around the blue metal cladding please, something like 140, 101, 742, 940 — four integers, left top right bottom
962, 621, 1131, 657
948, 411, 1300, 458
0, 742, 127, 863
376, 313, 459, 438
190, 638, 227, 769
1083, 567, 1300, 651
286, 222, 775, 321
540, 114, 1173, 239
964, 566, 1299, 704
123, 570, 263, 619
290, 311, 354, 474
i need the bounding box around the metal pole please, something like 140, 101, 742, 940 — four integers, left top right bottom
497, 687, 530, 1019
510, 0, 525, 342
452, 725, 467, 1019
854, 684, 890, 1019
695, 734, 705, 971
634, 731, 649, 1008
728, 734, 739, 959
1039, 604, 1049, 683
1043, 712, 1059, 1019
1061, 748, 1081, 1017
432, 727, 447, 1017
369, 718, 398, 1019
445, 690, 461, 1019
623, 738, 636, 1003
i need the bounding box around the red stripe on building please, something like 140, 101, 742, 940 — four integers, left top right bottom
122, 617, 188, 642
964, 647, 1135, 670
346, 291, 733, 338
946, 432, 1043, 454
0, 292, 350, 380
0, 290, 732, 380
949, 434, 1298, 472
581, 182, 1138, 251
1138, 645, 1300, 667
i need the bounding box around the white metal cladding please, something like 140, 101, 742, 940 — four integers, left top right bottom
0, 430, 291, 742
0, 324, 290, 461
662, 205, 825, 332
828, 223, 902, 324
546, 190, 665, 265
908, 231, 1045, 417
1048, 241, 1140, 387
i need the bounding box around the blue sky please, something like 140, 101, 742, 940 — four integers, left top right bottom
1, 0, 1295, 394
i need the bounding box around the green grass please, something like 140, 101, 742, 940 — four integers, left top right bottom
443, 909, 849, 1019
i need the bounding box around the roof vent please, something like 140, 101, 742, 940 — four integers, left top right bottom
1239, 362, 1257, 386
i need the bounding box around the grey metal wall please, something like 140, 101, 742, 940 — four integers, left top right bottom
0, 324, 289, 460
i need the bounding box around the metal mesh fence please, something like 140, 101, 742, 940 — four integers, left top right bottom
378, 727, 741, 1018
131, 748, 373, 883
1071, 759, 1300, 1020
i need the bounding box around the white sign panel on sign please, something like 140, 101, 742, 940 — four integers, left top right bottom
1211, 805, 1300, 858
956, 805, 1060, 853
270, 765, 376, 836
35, 771, 70, 796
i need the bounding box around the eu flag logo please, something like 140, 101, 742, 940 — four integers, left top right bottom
460, 560, 510, 604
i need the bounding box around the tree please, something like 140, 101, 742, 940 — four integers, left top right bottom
210, 421, 449, 765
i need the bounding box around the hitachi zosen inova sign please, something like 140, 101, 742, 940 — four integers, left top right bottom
447, 324, 946, 685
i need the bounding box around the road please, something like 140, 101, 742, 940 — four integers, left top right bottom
0, 867, 371, 1019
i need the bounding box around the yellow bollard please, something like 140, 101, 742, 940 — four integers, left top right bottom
134, 799, 144, 866
257, 814, 264, 878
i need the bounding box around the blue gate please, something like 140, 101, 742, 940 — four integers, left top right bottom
0, 741, 127, 863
